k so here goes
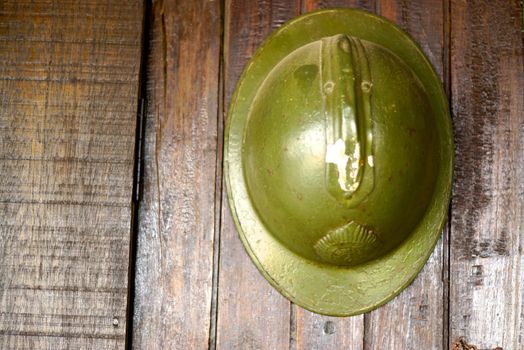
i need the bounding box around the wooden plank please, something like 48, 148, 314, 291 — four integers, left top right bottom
365, 239, 446, 349
364, 1, 447, 349
378, 0, 445, 78
294, 310, 364, 350
449, 0, 523, 349
302, 0, 375, 12
131, 0, 221, 349
0, 1, 143, 349
292, 2, 374, 349
216, 1, 300, 349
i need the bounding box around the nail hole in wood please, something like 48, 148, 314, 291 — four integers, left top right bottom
323, 321, 335, 335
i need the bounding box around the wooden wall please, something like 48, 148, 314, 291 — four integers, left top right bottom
0, 1, 144, 348
0, 0, 522, 349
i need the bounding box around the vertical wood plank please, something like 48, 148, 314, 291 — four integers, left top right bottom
294, 312, 364, 350
365, 239, 446, 349
364, 1, 447, 349
216, 1, 300, 350
0, 1, 143, 349
292, 2, 370, 350
302, 0, 375, 12
131, 0, 221, 349
379, 0, 445, 78
449, 0, 523, 348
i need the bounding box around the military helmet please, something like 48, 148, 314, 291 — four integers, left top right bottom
225, 9, 453, 316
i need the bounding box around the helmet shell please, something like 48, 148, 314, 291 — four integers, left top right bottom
244, 34, 438, 266
225, 8, 453, 316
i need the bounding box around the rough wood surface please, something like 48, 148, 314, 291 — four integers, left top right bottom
449, 0, 523, 349
6, 1, 519, 349
364, 1, 447, 349
216, 1, 300, 350
302, 0, 375, 12
131, 0, 221, 349
379, 0, 445, 78
294, 308, 364, 350
365, 239, 446, 349
0, 1, 143, 349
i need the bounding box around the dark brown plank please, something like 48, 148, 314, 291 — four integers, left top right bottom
216, 1, 300, 349
364, 1, 447, 349
292, 2, 375, 349
302, 0, 375, 12
0, 1, 143, 349
449, 0, 523, 348
131, 0, 221, 349
379, 0, 445, 77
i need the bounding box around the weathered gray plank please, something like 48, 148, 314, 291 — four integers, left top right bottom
365, 238, 446, 349
449, 0, 523, 348
0, 1, 144, 348
294, 309, 364, 350
364, 1, 448, 349
132, 0, 221, 349
216, 1, 300, 349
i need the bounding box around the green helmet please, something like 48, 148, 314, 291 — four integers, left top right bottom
225, 9, 453, 316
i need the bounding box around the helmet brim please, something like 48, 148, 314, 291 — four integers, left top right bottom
224, 8, 453, 316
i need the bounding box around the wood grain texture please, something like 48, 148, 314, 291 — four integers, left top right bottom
365, 238, 446, 349
4, 1, 524, 349
131, 0, 221, 349
449, 0, 523, 348
364, 1, 447, 349
294, 309, 364, 350
0, 1, 143, 349
379, 0, 445, 78
302, 0, 375, 12
216, 1, 300, 350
